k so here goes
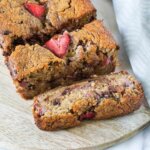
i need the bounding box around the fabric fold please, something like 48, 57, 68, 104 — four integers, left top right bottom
113, 0, 150, 105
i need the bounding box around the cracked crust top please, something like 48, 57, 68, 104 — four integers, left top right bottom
70, 20, 119, 53
0, 0, 43, 54
0, 0, 96, 55
7, 20, 118, 80
45, 0, 96, 30
7, 44, 64, 79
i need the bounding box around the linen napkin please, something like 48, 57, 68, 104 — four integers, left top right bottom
113, 0, 150, 105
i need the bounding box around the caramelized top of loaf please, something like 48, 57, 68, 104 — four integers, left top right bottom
7, 20, 119, 80
0, 0, 96, 55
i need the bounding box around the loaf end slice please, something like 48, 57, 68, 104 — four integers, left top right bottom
33, 71, 144, 131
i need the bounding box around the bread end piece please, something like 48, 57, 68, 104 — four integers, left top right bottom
33, 71, 144, 131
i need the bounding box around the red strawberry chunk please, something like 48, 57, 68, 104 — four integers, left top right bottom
102, 55, 112, 66
79, 112, 95, 121
38, 107, 46, 116
24, 2, 45, 19
45, 32, 70, 58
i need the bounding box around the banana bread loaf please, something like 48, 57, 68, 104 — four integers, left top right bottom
6, 20, 119, 99
33, 71, 144, 131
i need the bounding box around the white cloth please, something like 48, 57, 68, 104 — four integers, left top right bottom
113, 0, 150, 105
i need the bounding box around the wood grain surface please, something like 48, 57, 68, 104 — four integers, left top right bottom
0, 1, 150, 150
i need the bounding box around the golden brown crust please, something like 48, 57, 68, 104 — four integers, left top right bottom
71, 20, 119, 52
6, 20, 118, 99
34, 112, 80, 131
33, 71, 144, 131
8, 44, 64, 80
0, 0, 96, 56
6, 44, 65, 99
94, 92, 143, 119
0, 0, 43, 55
45, 0, 96, 30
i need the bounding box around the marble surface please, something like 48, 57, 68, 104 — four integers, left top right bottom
92, 0, 150, 149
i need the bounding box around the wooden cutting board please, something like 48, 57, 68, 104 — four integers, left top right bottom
0, 1, 150, 150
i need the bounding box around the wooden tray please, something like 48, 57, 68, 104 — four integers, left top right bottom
0, 1, 150, 150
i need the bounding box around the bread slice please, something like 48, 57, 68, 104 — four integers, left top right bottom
33, 71, 144, 131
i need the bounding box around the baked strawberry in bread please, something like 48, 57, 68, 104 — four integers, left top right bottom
44, 32, 70, 58
24, 2, 46, 19
0, 0, 96, 56
6, 20, 119, 99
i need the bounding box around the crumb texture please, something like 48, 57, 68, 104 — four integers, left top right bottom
0, 0, 96, 55
7, 20, 118, 99
33, 71, 144, 130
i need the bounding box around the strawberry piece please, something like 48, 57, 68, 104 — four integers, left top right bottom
38, 107, 46, 116
102, 55, 112, 66
79, 112, 95, 121
45, 32, 70, 58
24, 2, 45, 19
